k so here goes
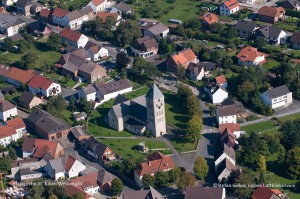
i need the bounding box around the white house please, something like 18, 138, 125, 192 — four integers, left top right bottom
144, 22, 169, 38
0, 12, 26, 37
110, 2, 132, 15
214, 144, 236, 169
51, 7, 70, 26
87, 0, 107, 12
220, 0, 239, 16
79, 85, 97, 101
61, 27, 89, 49
261, 85, 293, 109
0, 100, 17, 121
216, 104, 237, 125
28, 76, 61, 97
186, 63, 205, 81
257, 26, 287, 45
84, 41, 109, 61
95, 79, 133, 104
204, 83, 228, 104
217, 158, 236, 182
0, 118, 26, 146
215, 75, 227, 89
237, 46, 267, 67
219, 123, 244, 139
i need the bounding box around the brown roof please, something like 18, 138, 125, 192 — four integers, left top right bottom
135, 36, 158, 50
39, 9, 50, 18
95, 78, 132, 95
219, 123, 240, 133
252, 187, 280, 199
65, 11, 81, 21
70, 172, 98, 190
0, 64, 11, 77
186, 62, 203, 76
61, 27, 83, 43
216, 158, 236, 175
7, 67, 35, 84
114, 2, 131, 13
220, 128, 236, 147
84, 41, 103, 54
216, 104, 237, 117
65, 185, 92, 199
185, 187, 224, 199
200, 12, 219, 25
290, 32, 300, 43
65, 155, 76, 172
6, 117, 26, 130
237, 46, 267, 62
0, 100, 16, 112
96, 12, 119, 23
257, 6, 285, 18
52, 7, 69, 18
0, 125, 17, 139
170, 48, 197, 69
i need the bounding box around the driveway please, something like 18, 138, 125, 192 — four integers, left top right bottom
61, 87, 78, 99
88, 37, 119, 63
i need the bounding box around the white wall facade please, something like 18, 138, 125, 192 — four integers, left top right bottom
68, 160, 86, 178
214, 155, 235, 170
262, 91, 293, 109
211, 89, 228, 104
218, 168, 231, 182
98, 87, 133, 104
0, 107, 17, 121
220, 4, 239, 16
88, 0, 107, 12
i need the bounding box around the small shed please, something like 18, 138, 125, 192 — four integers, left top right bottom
138, 141, 149, 153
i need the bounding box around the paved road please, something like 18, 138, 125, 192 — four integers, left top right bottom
61, 87, 78, 99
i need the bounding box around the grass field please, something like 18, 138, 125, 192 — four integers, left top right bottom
98, 138, 172, 160
241, 120, 275, 134
262, 59, 280, 71
275, 17, 300, 32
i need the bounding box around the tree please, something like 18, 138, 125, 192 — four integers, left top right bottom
48, 32, 62, 50
46, 95, 67, 116
233, 172, 255, 198
68, 95, 77, 112
193, 157, 208, 180
186, 115, 203, 143
8, 146, 17, 160
116, 52, 130, 70
222, 57, 233, 69
21, 52, 38, 69
277, 144, 286, 164
186, 94, 201, 118
142, 174, 155, 188
3, 37, 14, 51
257, 154, 266, 173
156, 171, 169, 186
285, 147, 300, 179
258, 169, 265, 183
0, 157, 11, 173
177, 65, 186, 80
176, 171, 196, 191
168, 167, 181, 183
281, 119, 300, 150
111, 178, 123, 196
115, 20, 142, 46
177, 84, 193, 107
253, 37, 268, 49
131, 57, 159, 82
71, 193, 84, 199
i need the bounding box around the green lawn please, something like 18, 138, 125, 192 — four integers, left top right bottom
275, 17, 300, 32
45, 72, 77, 89
279, 112, 300, 122
124, 86, 149, 99
170, 137, 197, 152
241, 120, 275, 134
98, 138, 172, 160
262, 59, 280, 71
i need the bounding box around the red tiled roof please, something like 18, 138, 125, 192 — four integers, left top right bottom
52, 7, 69, 18
147, 151, 165, 161
7, 67, 35, 84
170, 48, 196, 68
219, 123, 240, 133
40, 9, 50, 18
65, 185, 92, 199
257, 6, 285, 18
61, 27, 83, 43
271, 189, 282, 195
65, 155, 76, 172
200, 12, 219, 25
0, 64, 11, 77
22, 138, 63, 158
91, 0, 105, 6
237, 46, 267, 62
28, 75, 54, 90
220, 128, 235, 146
6, 118, 26, 130
224, 0, 239, 10
70, 172, 99, 190
252, 187, 278, 199
217, 104, 237, 117
96, 12, 119, 23
215, 75, 227, 84
0, 126, 17, 139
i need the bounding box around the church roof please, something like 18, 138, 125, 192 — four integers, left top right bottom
146, 84, 164, 100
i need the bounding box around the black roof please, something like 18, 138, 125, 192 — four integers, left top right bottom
264, 85, 291, 99
18, 91, 35, 106
235, 20, 258, 33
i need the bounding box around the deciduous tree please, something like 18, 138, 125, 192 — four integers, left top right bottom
142, 174, 155, 188
111, 178, 123, 196
193, 157, 208, 180
176, 171, 196, 191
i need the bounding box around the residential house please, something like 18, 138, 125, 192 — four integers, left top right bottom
11, 158, 46, 181
261, 85, 293, 109
30, 4, 47, 15
69, 126, 91, 142
108, 84, 166, 137
220, 0, 239, 16
2, 0, 17, 7
216, 104, 237, 125
257, 6, 286, 24
204, 82, 228, 104
0, 117, 26, 146
61, 7, 93, 29
234, 20, 260, 38
257, 26, 287, 45
5, 67, 35, 86
200, 12, 219, 26
236, 46, 267, 66
131, 36, 158, 58
73, 112, 87, 121
166, 48, 198, 72
134, 151, 174, 188
215, 144, 236, 169
44, 153, 86, 180
18, 91, 43, 109
216, 157, 236, 182
51, 7, 70, 25
96, 12, 121, 28
84, 41, 109, 61
27, 21, 52, 37
242, 0, 257, 4
144, 22, 169, 38
95, 78, 132, 103
79, 85, 97, 101
22, 137, 64, 158
219, 123, 244, 138
88, 0, 108, 12
97, 169, 116, 193
123, 186, 164, 199
220, 128, 238, 148
16, 0, 32, 16
252, 187, 285, 199
80, 137, 116, 162
28, 76, 61, 97
0, 12, 26, 36
281, 0, 300, 11
185, 187, 226, 199
78, 61, 107, 83
61, 28, 89, 49
290, 32, 300, 49
215, 75, 227, 89
110, 2, 132, 15
186, 62, 205, 81
0, 100, 17, 121
28, 108, 71, 140
38, 9, 51, 23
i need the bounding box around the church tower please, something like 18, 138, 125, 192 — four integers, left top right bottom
146, 84, 166, 137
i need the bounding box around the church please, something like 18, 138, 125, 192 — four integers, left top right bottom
107, 84, 166, 137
